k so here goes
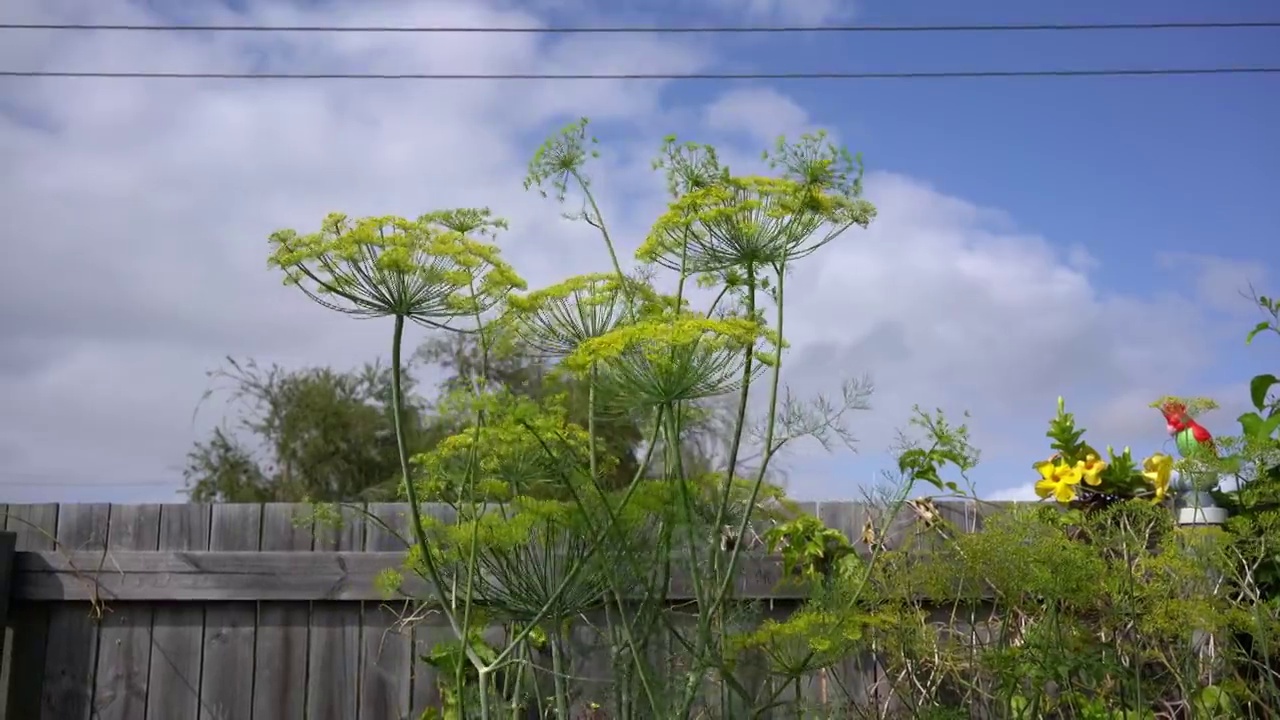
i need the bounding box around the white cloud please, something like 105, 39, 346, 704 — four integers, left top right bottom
984, 485, 1041, 502
707, 0, 857, 25
704, 87, 815, 147
778, 171, 1214, 453
0, 0, 704, 501
1159, 252, 1270, 315
0, 0, 1262, 504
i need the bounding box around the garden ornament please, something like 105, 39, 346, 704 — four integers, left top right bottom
1160, 400, 1227, 525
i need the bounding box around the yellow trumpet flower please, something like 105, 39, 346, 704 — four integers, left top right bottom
1076, 453, 1107, 486
1034, 458, 1082, 503
1142, 453, 1174, 504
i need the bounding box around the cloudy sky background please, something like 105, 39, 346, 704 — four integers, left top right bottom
1, 0, 1276, 503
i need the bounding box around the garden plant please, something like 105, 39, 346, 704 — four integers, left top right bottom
267, 118, 1280, 719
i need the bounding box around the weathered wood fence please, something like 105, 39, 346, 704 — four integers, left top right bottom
0, 500, 993, 720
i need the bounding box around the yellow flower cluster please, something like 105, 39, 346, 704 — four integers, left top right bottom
1033, 452, 1173, 504
1033, 453, 1105, 503
1142, 453, 1174, 503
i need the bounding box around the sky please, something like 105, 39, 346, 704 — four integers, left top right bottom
0, 0, 1276, 504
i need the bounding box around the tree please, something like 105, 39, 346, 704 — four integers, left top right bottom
183, 357, 437, 502
183, 331, 654, 502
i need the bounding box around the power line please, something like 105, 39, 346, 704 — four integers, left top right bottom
1, 67, 1276, 81
1, 20, 1278, 33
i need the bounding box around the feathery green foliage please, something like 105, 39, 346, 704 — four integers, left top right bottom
265, 121, 1280, 720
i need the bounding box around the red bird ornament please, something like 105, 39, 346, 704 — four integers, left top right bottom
1160, 400, 1215, 459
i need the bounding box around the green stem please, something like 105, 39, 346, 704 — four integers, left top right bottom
707, 264, 757, 546
503, 651, 524, 720
486, 409, 668, 673
391, 314, 481, 667
478, 667, 492, 720
588, 363, 599, 483
710, 264, 787, 620
792, 678, 802, 720
551, 629, 571, 719
668, 411, 704, 608
511, 411, 668, 715
675, 268, 760, 720
573, 169, 626, 286
687, 267, 794, 718
674, 227, 691, 309
460, 280, 492, 669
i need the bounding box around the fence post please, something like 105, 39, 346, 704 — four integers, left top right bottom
0, 531, 11, 629
0, 529, 13, 720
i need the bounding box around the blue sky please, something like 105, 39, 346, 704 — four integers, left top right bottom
573, 0, 1278, 497
641, 0, 1279, 294
0, 0, 1275, 503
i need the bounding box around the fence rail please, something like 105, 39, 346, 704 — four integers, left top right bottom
0, 500, 1007, 720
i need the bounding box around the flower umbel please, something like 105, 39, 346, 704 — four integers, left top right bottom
563, 312, 766, 408
267, 211, 524, 326
637, 133, 875, 274
505, 273, 673, 358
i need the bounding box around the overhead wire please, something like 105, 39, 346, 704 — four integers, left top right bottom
2, 68, 1276, 81
1, 20, 1278, 33
1, 18, 1276, 82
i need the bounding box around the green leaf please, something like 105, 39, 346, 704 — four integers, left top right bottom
1239, 411, 1280, 440
1260, 413, 1280, 440
1250, 373, 1279, 411
1246, 321, 1273, 344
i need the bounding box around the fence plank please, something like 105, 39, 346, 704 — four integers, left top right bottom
817, 500, 882, 713
16, 550, 816, 604
2, 504, 58, 720
408, 504, 456, 716
360, 503, 412, 720
2, 500, 1048, 720
253, 504, 314, 720
4, 504, 59, 551
309, 504, 363, 720
0, 522, 11, 661
93, 504, 162, 720
0, 504, 8, 720
364, 502, 410, 551
199, 504, 261, 720
41, 503, 109, 720
146, 503, 211, 720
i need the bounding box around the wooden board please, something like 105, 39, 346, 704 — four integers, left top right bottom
0, 499, 1036, 720
359, 503, 413, 720
92, 504, 161, 720
14, 550, 809, 602
199, 504, 261, 720
145, 504, 210, 720
252, 503, 314, 720
2, 503, 58, 719
308, 503, 362, 720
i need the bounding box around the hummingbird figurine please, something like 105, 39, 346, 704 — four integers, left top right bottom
1160, 400, 1216, 459
1159, 400, 1227, 524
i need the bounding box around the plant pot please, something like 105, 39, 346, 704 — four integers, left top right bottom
1176, 504, 1228, 526
1175, 490, 1228, 526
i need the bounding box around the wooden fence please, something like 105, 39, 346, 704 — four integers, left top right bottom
0, 500, 991, 720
